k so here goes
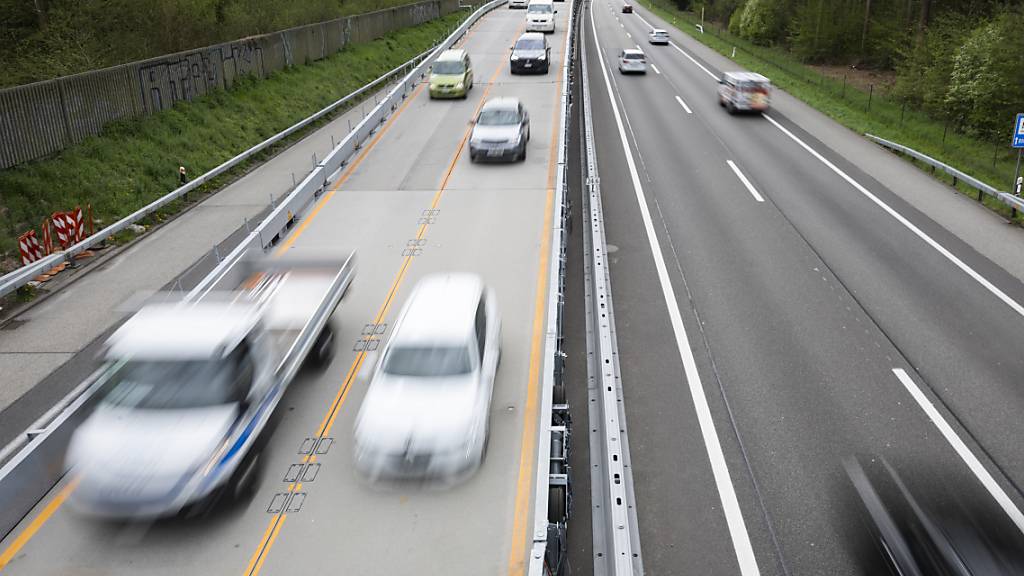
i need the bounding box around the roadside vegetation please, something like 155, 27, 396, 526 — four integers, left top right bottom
640, 0, 1024, 220
0, 0, 439, 87
0, 10, 468, 266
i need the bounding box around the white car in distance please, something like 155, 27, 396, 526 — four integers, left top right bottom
618, 48, 647, 74
648, 29, 669, 45
525, 0, 556, 33
354, 274, 501, 484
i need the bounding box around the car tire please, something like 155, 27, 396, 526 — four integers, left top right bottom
520, 143, 527, 161
307, 323, 335, 370
548, 485, 567, 523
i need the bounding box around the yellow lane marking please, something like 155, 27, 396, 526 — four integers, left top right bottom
506, 17, 569, 576
244, 18, 526, 576
0, 477, 80, 570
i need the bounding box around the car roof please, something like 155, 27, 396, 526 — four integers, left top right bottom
724, 71, 770, 83
622, 48, 645, 56
106, 302, 260, 360
436, 49, 466, 61
391, 274, 484, 346
517, 32, 546, 42
651, 28, 667, 33
481, 97, 521, 112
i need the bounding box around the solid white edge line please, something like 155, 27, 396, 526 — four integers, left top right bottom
726, 160, 765, 202
669, 41, 720, 81
674, 95, 693, 115
650, 63, 661, 74
763, 114, 1024, 320
589, 5, 762, 575
892, 368, 1024, 535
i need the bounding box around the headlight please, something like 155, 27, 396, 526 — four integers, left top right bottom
538, 54, 546, 60
511, 55, 520, 61
456, 82, 464, 89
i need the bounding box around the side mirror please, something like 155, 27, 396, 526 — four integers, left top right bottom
718, 78, 724, 84
554, 9, 558, 12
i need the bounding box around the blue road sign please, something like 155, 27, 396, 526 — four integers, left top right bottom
1014, 113, 1024, 148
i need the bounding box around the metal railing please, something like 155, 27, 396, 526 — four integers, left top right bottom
866, 134, 1024, 212
526, 0, 580, 573
0, 0, 507, 542
0, 46, 435, 300
578, 8, 643, 575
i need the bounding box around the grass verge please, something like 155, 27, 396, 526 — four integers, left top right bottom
635, 0, 1024, 223
0, 9, 469, 269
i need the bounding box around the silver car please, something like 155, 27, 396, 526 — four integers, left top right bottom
648, 29, 669, 45
618, 48, 647, 74
354, 274, 501, 484
469, 97, 531, 162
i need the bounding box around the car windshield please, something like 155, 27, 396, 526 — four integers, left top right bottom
100, 343, 253, 410
515, 38, 544, 51
477, 108, 520, 126
527, 4, 552, 13
432, 60, 465, 75
382, 345, 473, 377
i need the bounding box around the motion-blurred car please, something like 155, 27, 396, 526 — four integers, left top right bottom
429, 49, 474, 99
845, 456, 1024, 575
354, 274, 501, 483
509, 0, 529, 8
468, 97, 530, 162
525, 0, 556, 33
717, 71, 771, 114
618, 48, 647, 74
648, 29, 669, 44
622, 3, 633, 12
510, 32, 551, 74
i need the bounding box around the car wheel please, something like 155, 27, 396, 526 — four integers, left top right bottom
718, 96, 725, 107
307, 323, 335, 370
727, 101, 736, 115
520, 143, 527, 161
470, 153, 478, 163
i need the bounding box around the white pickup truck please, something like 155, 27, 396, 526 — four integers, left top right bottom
65, 249, 356, 518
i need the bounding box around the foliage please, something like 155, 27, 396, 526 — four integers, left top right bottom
0, 0, 430, 87
0, 11, 466, 260
737, 0, 788, 45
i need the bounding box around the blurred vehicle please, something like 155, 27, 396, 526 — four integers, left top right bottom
66, 250, 356, 519
468, 97, 531, 163
622, 3, 633, 12
618, 48, 647, 74
648, 29, 669, 44
510, 32, 551, 74
845, 456, 1024, 575
717, 71, 771, 114
525, 0, 556, 33
429, 49, 474, 99
354, 274, 501, 483
509, 0, 529, 9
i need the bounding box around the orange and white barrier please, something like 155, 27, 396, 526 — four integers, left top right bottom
18, 231, 44, 266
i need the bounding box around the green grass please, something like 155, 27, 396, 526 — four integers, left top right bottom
636, 0, 1024, 223
0, 10, 468, 268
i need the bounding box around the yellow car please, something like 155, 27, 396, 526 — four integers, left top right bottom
429, 49, 474, 99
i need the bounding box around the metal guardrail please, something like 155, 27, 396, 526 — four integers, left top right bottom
866, 133, 1024, 212
526, 0, 580, 572
0, 0, 506, 542
0, 47, 436, 300
579, 9, 643, 575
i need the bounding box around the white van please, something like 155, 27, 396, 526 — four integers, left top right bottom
526, 0, 556, 33
717, 71, 771, 114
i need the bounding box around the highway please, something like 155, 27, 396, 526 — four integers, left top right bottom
573, 0, 1024, 574
0, 4, 570, 575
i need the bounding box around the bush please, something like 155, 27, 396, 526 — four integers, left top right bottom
738, 0, 788, 46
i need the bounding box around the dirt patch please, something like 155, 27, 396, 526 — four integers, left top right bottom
812, 64, 897, 95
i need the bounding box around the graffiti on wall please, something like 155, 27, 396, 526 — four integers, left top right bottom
138, 40, 265, 113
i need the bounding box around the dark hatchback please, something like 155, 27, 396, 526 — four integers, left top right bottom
510, 32, 550, 74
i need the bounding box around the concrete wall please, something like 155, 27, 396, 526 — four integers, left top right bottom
0, 0, 460, 170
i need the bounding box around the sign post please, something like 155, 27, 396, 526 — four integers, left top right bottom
1012, 114, 1024, 218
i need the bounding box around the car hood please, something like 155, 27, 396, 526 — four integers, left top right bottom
69, 404, 238, 489
471, 124, 520, 142
513, 49, 546, 59
355, 373, 480, 454
430, 73, 464, 85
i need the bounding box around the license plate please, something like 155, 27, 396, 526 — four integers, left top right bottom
487, 149, 502, 157
525, 62, 532, 67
